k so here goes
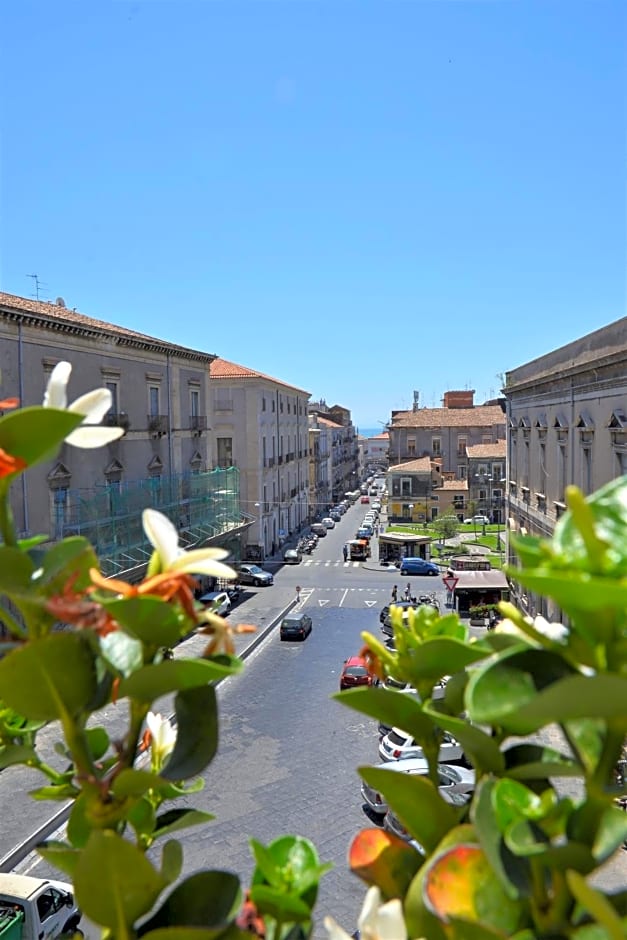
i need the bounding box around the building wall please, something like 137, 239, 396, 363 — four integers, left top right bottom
0, 313, 213, 543
504, 316, 627, 619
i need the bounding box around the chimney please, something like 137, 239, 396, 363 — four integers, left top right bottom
443, 390, 475, 409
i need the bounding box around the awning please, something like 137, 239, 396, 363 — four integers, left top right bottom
453, 570, 509, 591
379, 532, 431, 545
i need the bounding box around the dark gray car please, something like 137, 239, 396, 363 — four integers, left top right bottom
236, 563, 274, 586
280, 612, 312, 641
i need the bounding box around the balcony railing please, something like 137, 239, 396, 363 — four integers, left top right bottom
104, 412, 131, 431
189, 415, 207, 433
148, 414, 169, 436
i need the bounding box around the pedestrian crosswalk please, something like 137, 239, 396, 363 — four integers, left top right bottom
301, 559, 365, 567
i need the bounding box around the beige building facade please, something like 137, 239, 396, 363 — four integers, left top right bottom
503, 316, 627, 618
0, 291, 246, 581
209, 358, 311, 558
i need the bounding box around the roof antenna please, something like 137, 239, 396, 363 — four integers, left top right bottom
26, 274, 43, 301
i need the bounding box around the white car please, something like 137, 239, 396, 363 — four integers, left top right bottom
378, 727, 465, 764
463, 515, 490, 525
383, 787, 472, 846
321, 517, 336, 529
361, 759, 475, 816
199, 591, 231, 616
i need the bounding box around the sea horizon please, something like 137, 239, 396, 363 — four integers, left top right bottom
358, 426, 387, 439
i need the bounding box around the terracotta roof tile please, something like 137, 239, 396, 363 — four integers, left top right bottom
210, 357, 310, 395
316, 416, 342, 428
0, 291, 214, 359
466, 441, 507, 458
390, 405, 505, 429
438, 479, 468, 491
388, 456, 432, 473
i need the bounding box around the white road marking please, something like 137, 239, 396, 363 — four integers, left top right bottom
338, 588, 349, 607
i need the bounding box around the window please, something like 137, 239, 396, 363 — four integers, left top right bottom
190, 389, 199, 418
432, 437, 441, 456
407, 437, 416, 456
262, 396, 266, 411
558, 444, 568, 497
457, 436, 467, 456
148, 386, 160, 417
52, 487, 69, 539
217, 437, 233, 468
582, 446, 592, 494
105, 381, 119, 414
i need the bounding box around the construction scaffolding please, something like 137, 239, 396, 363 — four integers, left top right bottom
60, 467, 243, 579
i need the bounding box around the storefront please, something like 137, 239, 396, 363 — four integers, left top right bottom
378, 532, 432, 565
449, 569, 510, 613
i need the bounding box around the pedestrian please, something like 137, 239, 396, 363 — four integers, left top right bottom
404, 582, 411, 601
343, 543, 348, 562
391, 585, 398, 603
295, 585, 301, 603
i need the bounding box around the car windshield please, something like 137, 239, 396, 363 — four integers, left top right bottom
345, 665, 368, 677
247, 566, 262, 574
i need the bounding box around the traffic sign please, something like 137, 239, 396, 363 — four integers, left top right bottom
442, 576, 459, 592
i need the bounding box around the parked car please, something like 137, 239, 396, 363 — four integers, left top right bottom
198, 591, 231, 616
378, 727, 465, 764
361, 759, 475, 816
321, 517, 335, 529
310, 523, 327, 537
399, 557, 440, 577
377, 678, 447, 736
463, 515, 490, 525
236, 563, 274, 586
280, 611, 312, 641
340, 655, 375, 691
283, 548, 302, 564
381, 601, 421, 635
329, 510, 342, 522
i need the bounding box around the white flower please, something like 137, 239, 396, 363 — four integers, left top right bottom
43, 361, 124, 448
142, 508, 236, 580
495, 614, 568, 643
324, 887, 407, 940
146, 711, 176, 769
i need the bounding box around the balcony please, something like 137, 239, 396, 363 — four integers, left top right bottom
148, 414, 169, 437
104, 412, 130, 432
189, 415, 207, 434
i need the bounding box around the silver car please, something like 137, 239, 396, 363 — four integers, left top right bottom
361, 759, 475, 816
199, 591, 231, 617
378, 727, 465, 764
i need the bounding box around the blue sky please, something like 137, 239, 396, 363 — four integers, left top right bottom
1, 0, 625, 429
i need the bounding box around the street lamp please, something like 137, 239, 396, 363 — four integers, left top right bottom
408, 503, 414, 525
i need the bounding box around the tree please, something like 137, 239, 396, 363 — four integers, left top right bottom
431, 513, 459, 544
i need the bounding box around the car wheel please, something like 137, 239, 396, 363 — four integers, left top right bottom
254, 578, 261, 586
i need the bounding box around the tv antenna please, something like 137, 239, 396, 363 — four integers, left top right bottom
26, 274, 45, 301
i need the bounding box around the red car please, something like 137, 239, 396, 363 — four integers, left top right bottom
340, 655, 374, 691
360, 495, 370, 504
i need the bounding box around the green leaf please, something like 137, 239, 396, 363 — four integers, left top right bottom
471, 778, 527, 898
508, 675, 627, 733
67, 793, 91, 848
74, 830, 167, 929
0, 406, 82, 468
512, 569, 627, 615
137, 870, 241, 934
359, 765, 459, 853
333, 686, 434, 740
0, 634, 97, 720
162, 685, 218, 780
100, 630, 144, 676
103, 596, 186, 648
36, 537, 100, 594
592, 804, 627, 862
465, 647, 577, 734
405, 637, 488, 679
0, 547, 35, 593
37, 841, 81, 879
0, 744, 38, 770
251, 835, 330, 901
85, 726, 110, 762
502, 743, 581, 780
248, 885, 311, 922
422, 706, 505, 775
154, 809, 215, 839
29, 783, 78, 800
119, 657, 242, 703
112, 769, 166, 798
567, 870, 626, 940
160, 840, 183, 885
128, 797, 156, 839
